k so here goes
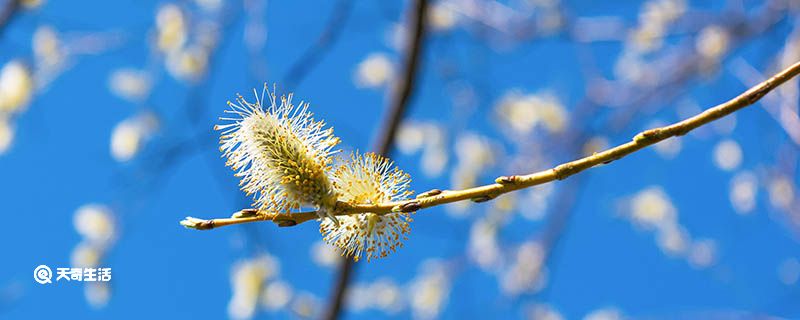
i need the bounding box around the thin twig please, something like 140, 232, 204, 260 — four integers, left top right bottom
181, 60, 800, 229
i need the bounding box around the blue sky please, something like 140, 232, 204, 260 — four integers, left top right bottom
1, 0, 799, 319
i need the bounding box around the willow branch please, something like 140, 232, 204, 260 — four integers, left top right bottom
181, 60, 800, 230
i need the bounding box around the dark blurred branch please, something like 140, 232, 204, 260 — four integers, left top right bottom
324, 0, 428, 319
283, 0, 354, 90
0, 0, 19, 38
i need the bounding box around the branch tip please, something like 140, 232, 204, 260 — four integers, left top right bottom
180, 217, 214, 230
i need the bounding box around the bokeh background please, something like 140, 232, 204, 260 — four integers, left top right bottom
1, 0, 799, 319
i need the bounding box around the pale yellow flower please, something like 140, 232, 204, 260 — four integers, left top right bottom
156, 4, 187, 53
110, 112, 159, 162
217, 85, 341, 222
228, 256, 277, 320
320, 152, 413, 262
0, 60, 34, 113
73, 204, 115, 246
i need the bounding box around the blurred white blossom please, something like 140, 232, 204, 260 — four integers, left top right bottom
627, 186, 677, 229
422, 147, 448, 178
0, 60, 34, 113
713, 139, 742, 171
653, 137, 682, 159
628, 0, 686, 53
109, 68, 152, 101
468, 218, 502, 271
454, 132, 495, 170
495, 91, 567, 136
525, 303, 564, 320
166, 46, 209, 82
228, 255, 278, 320
372, 278, 404, 313
620, 186, 715, 263
408, 260, 450, 320
84, 282, 111, 309
70, 241, 102, 268
396, 121, 449, 178
21, 0, 45, 9
614, 52, 650, 84
346, 278, 405, 314
110, 112, 159, 162
696, 25, 730, 59
446, 133, 498, 217
354, 53, 393, 88
310, 241, 340, 268
428, 2, 458, 31
768, 176, 795, 210
261, 280, 293, 311
397, 121, 427, 154
501, 241, 547, 296
290, 292, 320, 319
386, 23, 407, 51
687, 239, 718, 269
156, 4, 187, 53
729, 171, 757, 214
778, 258, 800, 285
519, 183, 554, 221
583, 136, 610, 157
656, 224, 690, 256
32, 26, 63, 68
584, 307, 624, 320
73, 204, 116, 247
0, 116, 13, 155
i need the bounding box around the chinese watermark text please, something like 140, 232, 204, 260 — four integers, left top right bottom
34, 265, 111, 285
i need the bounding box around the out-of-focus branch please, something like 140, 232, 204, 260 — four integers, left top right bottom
181, 60, 800, 229
324, 0, 429, 319
0, 0, 19, 38
605, 0, 787, 130
282, 0, 353, 90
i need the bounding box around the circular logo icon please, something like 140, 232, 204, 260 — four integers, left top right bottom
34, 265, 52, 284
